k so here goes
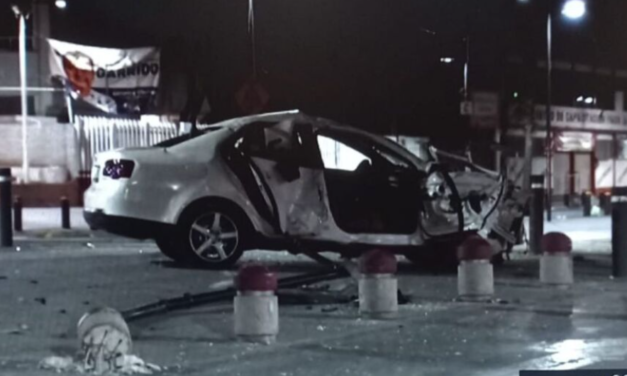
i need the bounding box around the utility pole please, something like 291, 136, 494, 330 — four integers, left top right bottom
545, 7, 553, 222
11, 4, 30, 183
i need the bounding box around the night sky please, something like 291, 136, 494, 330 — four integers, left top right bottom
2, 0, 627, 143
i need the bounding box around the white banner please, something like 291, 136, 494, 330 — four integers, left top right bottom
48, 39, 160, 114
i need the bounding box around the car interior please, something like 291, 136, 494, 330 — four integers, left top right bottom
315, 130, 424, 234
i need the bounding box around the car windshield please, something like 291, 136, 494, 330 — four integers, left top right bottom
5, 1, 622, 375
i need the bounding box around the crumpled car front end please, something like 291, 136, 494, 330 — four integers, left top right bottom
423, 147, 527, 254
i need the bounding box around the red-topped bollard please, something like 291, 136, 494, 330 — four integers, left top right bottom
358, 249, 398, 319
540, 232, 573, 285
234, 264, 278, 344
457, 235, 495, 299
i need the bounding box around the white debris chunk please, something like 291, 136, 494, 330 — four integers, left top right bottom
208, 280, 233, 290
114, 354, 161, 374
39, 354, 161, 375
39, 356, 75, 372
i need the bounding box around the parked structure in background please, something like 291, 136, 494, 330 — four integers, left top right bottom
506, 91, 627, 206
0, 2, 62, 116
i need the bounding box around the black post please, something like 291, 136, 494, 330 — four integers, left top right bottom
78, 169, 92, 206
13, 196, 22, 232
600, 193, 611, 216
61, 196, 70, 230
530, 175, 545, 254
612, 187, 627, 277
581, 191, 591, 217
0, 168, 13, 247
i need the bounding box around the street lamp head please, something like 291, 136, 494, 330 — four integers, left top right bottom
440, 57, 454, 64
562, 0, 586, 20
55, 0, 67, 9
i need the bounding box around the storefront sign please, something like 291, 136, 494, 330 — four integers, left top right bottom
48, 39, 160, 114
531, 105, 627, 132
554, 131, 593, 152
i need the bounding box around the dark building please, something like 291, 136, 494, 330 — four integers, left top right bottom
3, 0, 627, 199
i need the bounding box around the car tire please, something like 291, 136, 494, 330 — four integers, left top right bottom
155, 234, 186, 263
174, 202, 252, 269
405, 244, 458, 271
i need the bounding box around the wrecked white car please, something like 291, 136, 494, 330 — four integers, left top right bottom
84, 110, 525, 268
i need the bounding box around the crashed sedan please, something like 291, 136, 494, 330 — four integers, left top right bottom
84, 110, 525, 268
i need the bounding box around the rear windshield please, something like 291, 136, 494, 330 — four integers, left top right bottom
153, 126, 223, 147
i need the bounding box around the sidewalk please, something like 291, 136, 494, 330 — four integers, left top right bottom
9, 208, 126, 242
522, 209, 612, 254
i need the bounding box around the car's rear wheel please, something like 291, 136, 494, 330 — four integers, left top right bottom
155, 234, 185, 262
173, 202, 251, 269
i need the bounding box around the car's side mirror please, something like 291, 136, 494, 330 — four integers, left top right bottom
274, 160, 301, 182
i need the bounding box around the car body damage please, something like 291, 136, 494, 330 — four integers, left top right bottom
85, 110, 526, 267
428, 148, 526, 250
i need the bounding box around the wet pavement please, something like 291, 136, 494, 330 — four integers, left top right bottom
0, 213, 625, 375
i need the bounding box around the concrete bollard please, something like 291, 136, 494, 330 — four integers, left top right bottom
540, 232, 573, 285
77, 307, 132, 373
457, 235, 494, 299
358, 249, 398, 319
234, 264, 278, 344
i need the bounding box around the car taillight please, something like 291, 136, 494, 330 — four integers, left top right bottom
103, 159, 135, 179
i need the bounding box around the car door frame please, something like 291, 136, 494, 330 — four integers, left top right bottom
307, 122, 436, 246
220, 116, 335, 239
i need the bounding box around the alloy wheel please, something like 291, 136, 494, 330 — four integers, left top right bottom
188, 212, 239, 262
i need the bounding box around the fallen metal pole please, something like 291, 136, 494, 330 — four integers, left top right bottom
122, 269, 349, 322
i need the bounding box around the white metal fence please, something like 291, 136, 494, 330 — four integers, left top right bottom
76, 116, 183, 170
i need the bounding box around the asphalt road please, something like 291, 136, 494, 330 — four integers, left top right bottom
1, 232, 627, 375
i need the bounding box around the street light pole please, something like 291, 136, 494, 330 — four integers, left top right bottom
544, 0, 586, 222
11, 6, 30, 183
463, 36, 470, 99
546, 10, 553, 222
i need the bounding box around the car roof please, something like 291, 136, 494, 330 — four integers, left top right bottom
201, 110, 371, 136
199, 110, 304, 130
200, 110, 430, 169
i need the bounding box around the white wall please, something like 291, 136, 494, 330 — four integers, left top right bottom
0, 3, 57, 115
0, 51, 57, 116
0, 51, 41, 88
0, 116, 78, 181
